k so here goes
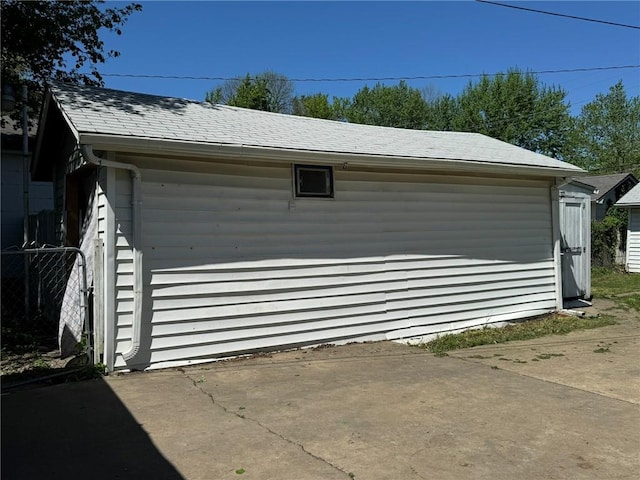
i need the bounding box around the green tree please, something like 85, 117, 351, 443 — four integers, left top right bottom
292, 93, 343, 120
451, 69, 571, 157
344, 81, 428, 129
425, 93, 457, 131
1, 0, 141, 119
564, 81, 640, 177
207, 74, 273, 111
205, 71, 294, 113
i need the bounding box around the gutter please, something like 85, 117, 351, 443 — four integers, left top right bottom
80, 144, 143, 363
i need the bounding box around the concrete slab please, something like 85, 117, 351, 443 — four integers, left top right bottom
446, 322, 640, 404
169, 342, 638, 480
105, 369, 347, 480
3, 305, 639, 480
1, 377, 183, 480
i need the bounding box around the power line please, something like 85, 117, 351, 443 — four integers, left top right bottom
102, 65, 640, 83
475, 0, 640, 30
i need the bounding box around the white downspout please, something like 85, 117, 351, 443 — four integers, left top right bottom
81, 144, 142, 362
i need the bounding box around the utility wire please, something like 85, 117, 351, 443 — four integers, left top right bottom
102, 64, 640, 83
475, 0, 640, 30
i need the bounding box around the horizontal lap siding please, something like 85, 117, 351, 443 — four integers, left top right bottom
112, 169, 135, 355
111, 158, 556, 368
628, 209, 640, 273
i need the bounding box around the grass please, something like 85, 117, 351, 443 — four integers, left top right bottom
423, 315, 616, 354
615, 295, 640, 312
592, 267, 640, 312
591, 267, 640, 299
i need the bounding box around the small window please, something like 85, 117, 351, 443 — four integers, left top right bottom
294, 165, 334, 198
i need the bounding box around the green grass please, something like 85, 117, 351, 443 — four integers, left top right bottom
423, 315, 616, 354
592, 267, 640, 312
617, 295, 640, 311
591, 267, 640, 298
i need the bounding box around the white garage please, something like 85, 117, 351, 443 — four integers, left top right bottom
33, 83, 583, 371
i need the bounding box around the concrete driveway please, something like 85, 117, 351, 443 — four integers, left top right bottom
3, 302, 639, 480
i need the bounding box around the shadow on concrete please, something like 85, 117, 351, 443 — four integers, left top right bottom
1, 378, 183, 480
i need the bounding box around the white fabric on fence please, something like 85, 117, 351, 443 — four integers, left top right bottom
59, 185, 97, 357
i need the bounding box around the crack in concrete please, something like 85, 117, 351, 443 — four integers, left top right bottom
180, 369, 354, 479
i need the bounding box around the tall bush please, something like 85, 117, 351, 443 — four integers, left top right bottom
592, 209, 627, 267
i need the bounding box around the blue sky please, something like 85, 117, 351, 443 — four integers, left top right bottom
100, 1, 639, 115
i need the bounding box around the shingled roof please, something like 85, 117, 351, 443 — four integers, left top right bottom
573, 173, 639, 202
615, 183, 640, 207
35, 82, 583, 177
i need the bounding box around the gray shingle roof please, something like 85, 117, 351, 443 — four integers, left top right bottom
46, 83, 582, 174
615, 183, 640, 207
573, 173, 639, 201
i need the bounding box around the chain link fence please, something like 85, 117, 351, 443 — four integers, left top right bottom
1, 247, 91, 357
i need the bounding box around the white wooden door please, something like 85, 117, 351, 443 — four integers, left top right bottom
560, 197, 589, 298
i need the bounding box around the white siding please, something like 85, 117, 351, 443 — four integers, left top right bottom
111, 169, 135, 364
111, 157, 557, 369
627, 209, 640, 273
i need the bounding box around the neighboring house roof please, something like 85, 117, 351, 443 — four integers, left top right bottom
572, 173, 639, 202
1, 115, 37, 150
34, 82, 583, 179
615, 183, 640, 207
564, 179, 598, 194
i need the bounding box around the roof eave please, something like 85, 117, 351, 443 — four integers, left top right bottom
616, 203, 640, 208
79, 133, 584, 178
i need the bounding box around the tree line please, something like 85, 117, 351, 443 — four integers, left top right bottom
206, 71, 640, 178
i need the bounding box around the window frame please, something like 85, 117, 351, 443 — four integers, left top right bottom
293, 164, 335, 199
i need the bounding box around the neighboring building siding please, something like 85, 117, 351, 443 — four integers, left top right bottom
1, 149, 54, 248
111, 156, 557, 369
628, 208, 640, 273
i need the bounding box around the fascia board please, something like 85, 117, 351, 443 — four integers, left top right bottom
31, 91, 52, 175
32, 89, 82, 180
79, 133, 585, 178
50, 92, 81, 143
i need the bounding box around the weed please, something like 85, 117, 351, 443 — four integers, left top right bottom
93, 362, 107, 375
235, 468, 245, 475
423, 316, 615, 353
593, 347, 610, 353
434, 352, 449, 357
490, 366, 499, 370
349, 473, 356, 479
32, 357, 52, 369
